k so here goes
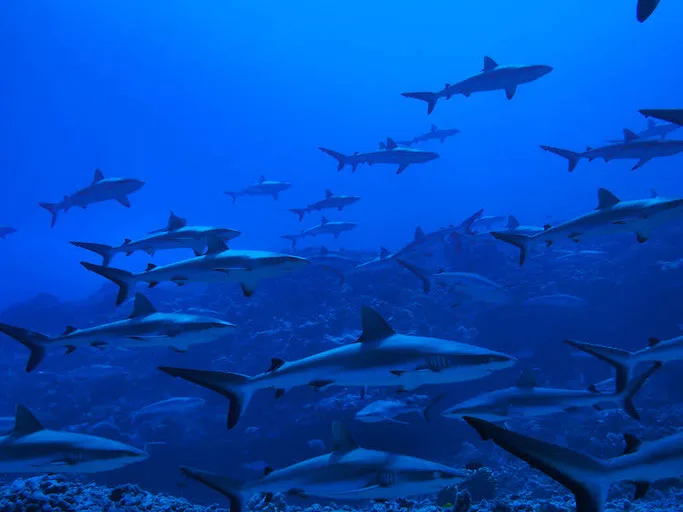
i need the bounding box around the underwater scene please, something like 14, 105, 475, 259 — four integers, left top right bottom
2, 1, 683, 511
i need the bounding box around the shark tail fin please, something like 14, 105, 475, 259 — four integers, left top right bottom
637, 0, 661, 22
225, 192, 239, 204
564, 339, 635, 394
39, 202, 60, 227
458, 208, 485, 235
158, 367, 252, 430
289, 208, 307, 222
318, 147, 349, 171
490, 231, 533, 266
80, 262, 135, 306
401, 92, 439, 115
180, 466, 245, 512
619, 363, 660, 420
465, 417, 610, 512
70, 241, 115, 267
540, 145, 582, 172
395, 258, 431, 294
0, 324, 49, 372
422, 393, 446, 423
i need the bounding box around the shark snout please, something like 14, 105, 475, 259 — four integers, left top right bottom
121, 178, 146, 193
530, 64, 553, 79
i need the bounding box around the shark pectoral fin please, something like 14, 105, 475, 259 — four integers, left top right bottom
632, 481, 650, 500
148, 282, 159, 289
308, 380, 334, 390
390, 370, 406, 376
171, 345, 188, 353
386, 418, 409, 425
631, 158, 652, 171
505, 84, 517, 100
64, 345, 77, 354
636, 231, 649, 243
117, 196, 132, 208
240, 282, 256, 297
90, 341, 107, 350
396, 163, 409, 175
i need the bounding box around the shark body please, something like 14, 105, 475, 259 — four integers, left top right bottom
225, 177, 291, 202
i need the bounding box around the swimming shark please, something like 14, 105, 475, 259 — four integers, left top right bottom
640, 108, 683, 127
158, 306, 516, 429
637, 0, 661, 21
295, 246, 366, 284
401, 57, 553, 114
607, 119, 681, 143
432, 271, 513, 307
442, 363, 657, 423
0, 226, 16, 239
472, 215, 509, 233
0, 293, 236, 372
409, 125, 460, 145
81, 239, 310, 303
541, 131, 683, 171
39, 169, 145, 227
301, 217, 358, 240
132, 397, 206, 423
356, 395, 444, 425
289, 190, 361, 222
225, 176, 291, 202
465, 415, 683, 512
71, 213, 241, 266
180, 421, 466, 510
0, 405, 147, 473
491, 188, 683, 265
319, 138, 439, 175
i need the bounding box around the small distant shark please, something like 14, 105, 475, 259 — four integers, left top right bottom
465, 415, 683, 512
282, 218, 358, 247
607, 119, 681, 143
522, 294, 587, 308
355, 395, 444, 424
0, 226, 16, 239
408, 125, 460, 145
637, 0, 661, 22
180, 421, 466, 510
432, 271, 513, 307
132, 397, 206, 423
289, 190, 360, 222
491, 188, 683, 265
81, 239, 310, 303
0, 293, 236, 372
158, 306, 515, 429
442, 363, 657, 423
39, 169, 144, 227
541, 130, 683, 171
640, 108, 683, 127
0, 405, 147, 473
225, 176, 291, 202
293, 246, 365, 284
71, 212, 241, 266
401, 57, 552, 114
319, 138, 439, 175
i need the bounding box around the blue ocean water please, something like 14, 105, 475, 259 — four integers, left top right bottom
2, 1, 683, 510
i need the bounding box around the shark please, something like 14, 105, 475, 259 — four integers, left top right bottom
409, 125, 460, 145
0, 405, 147, 473
295, 246, 367, 284
289, 190, 361, 222
637, 0, 661, 22
541, 130, 683, 171
81, 239, 310, 303
442, 363, 657, 423
491, 188, 683, 265
39, 169, 145, 227
180, 421, 466, 511
401, 57, 552, 114
225, 176, 291, 202
71, 212, 241, 266
355, 395, 444, 425
158, 306, 516, 429
300, 217, 358, 240
0, 293, 236, 372
640, 108, 683, 127
465, 415, 683, 512
319, 138, 439, 175
607, 119, 681, 143
132, 397, 206, 423
0, 226, 16, 239
432, 271, 513, 307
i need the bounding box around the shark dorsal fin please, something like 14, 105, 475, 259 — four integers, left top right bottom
259, 176, 266, 183
648, 337, 661, 347
320, 246, 329, 255
267, 358, 286, 373
62, 325, 78, 336
130, 293, 156, 318
92, 169, 104, 184
623, 434, 642, 455
507, 216, 520, 230
587, 384, 600, 393
431, 124, 438, 133
325, 189, 334, 198
414, 226, 425, 241
597, 188, 621, 209
647, 119, 656, 129
650, 189, 658, 199
263, 466, 275, 476
378, 141, 386, 150
123, 238, 132, 245
331, 421, 358, 453
206, 238, 229, 254
386, 138, 398, 150
483, 56, 498, 71
321, 217, 329, 225
167, 211, 187, 231
358, 307, 395, 343
379, 247, 391, 259
146, 263, 157, 272
13, 405, 44, 436
515, 369, 536, 389
623, 129, 639, 143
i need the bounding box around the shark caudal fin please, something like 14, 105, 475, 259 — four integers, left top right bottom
81, 262, 135, 306
224, 192, 240, 204
458, 208, 485, 235
401, 92, 439, 115
180, 466, 246, 512
318, 147, 349, 171
465, 417, 610, 512
490, 231, 534, 266
289, 208, 307, 222
71, 241, 116, 267
158, 367, 252, 430
395, 258, 431, 294
540, 145, 582, 172
637, 0, 661, 22
564, 339, 636, 394
422, 394, 446, 423
617, 363, 660, 420
0, 324, 49, 372
39, 202, 60, 227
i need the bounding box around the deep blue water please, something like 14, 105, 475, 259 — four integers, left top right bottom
2, 1, 683, 510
